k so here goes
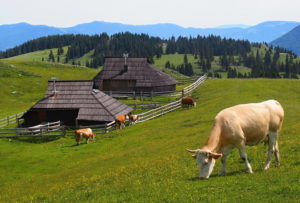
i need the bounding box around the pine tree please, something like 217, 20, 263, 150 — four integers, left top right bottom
184, 54, 188, 64
165, 61, 171, 69
48, 50, 55, 62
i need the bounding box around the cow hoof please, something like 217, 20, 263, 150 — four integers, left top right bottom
275, 163, 280, 167
247, 169, 254, 174
219, 172, 226, 176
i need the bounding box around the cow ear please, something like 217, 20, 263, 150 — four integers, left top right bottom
191, 154, 197, 159
209, 152, 222, 159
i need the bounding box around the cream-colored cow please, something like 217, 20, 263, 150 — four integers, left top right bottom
187, 100, 284, 179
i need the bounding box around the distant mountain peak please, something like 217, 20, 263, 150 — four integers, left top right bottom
216, 24, 250, 29
0, 20, 300, 51
271, 25, 300, 55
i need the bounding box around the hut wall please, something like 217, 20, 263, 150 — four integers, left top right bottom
103, 79, 136, 91
152, 84, 176, 92
23, 109, 79, 127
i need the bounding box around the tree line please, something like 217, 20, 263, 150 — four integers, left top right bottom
0, 32, 299, 78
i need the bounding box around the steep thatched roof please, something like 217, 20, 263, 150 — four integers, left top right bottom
30, 80, 133, 122
93, 57, 177, 89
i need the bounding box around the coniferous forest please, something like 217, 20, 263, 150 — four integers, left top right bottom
0, 32, 299, 78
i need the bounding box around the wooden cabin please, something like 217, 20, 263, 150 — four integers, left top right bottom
93, 57, 177, 92
22, 80, 133, 127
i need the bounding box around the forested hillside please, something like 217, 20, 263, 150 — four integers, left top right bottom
1, 33, 299, 78
271, 25, 300, 56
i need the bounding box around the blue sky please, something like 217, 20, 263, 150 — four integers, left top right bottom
1, 0, 300, 27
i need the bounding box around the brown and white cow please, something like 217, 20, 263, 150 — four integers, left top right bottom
75, 128, 95, 145
181, 97, 196, 107
128, 114, 139, 125
115, 114, 129, 129
187, 100, 284, 179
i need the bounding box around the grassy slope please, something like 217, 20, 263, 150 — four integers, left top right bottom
0, 60, 99, 117
8, 50, 190, 79
8, 46, 69, 62
0, 79, 299, 202
154, 54, 200, 76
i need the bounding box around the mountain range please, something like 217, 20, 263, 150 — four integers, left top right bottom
270, 25, 300, 56
0, 20, 299, 51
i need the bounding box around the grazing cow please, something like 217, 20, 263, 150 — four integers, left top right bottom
115, 114, 129, 129
128, 114, 139, 125
181, 97, 196, 107
75, 128, 95, 145
187, 100, 284, 179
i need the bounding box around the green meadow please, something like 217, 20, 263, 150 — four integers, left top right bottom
0, 60, 99, 117
0, 77, 299, 202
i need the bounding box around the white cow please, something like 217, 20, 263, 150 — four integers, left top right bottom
187, 100, 284, 179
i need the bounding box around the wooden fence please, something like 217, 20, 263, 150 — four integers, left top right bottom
78, 120, 116, 134
136, 74, 207, 123
0, 112, 26, 128
0, 74, 207, 138
103, 74, 207, 99
0, 121, 64, 138
136, 99, 182, 123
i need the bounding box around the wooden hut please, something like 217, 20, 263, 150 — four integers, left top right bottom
93, 57, 177, 92
22, 80, 133, 127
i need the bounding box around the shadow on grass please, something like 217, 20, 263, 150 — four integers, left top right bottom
181, 120, 211, 128
187, 170, 247, 181
13, 136, 61, 144
294, 161, 300, 166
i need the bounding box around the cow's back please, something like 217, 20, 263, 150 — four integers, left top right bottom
215, 100, 284, 145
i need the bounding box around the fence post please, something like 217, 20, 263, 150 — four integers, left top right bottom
61, 127, 66, 137
140, 91, 143, 101
181, 89, 184, 98
105, 123, 108, 133
133, 91, 136, 100
151, 91, 153, 101
109, 91, 112, 96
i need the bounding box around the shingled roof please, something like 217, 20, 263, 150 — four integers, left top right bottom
93, 57, 177, 89
31, 80, 133, 122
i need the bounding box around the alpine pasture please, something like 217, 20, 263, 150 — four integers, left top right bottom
0, 71, 299, 202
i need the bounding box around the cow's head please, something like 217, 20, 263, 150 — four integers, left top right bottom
91, 133, 96, 140
187, 149, 222, 179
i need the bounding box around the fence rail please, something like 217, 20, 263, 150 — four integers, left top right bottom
136, 74, 207, 123
0, 121, 64, 138
0, 74, 207, 138
78, 120, 116, 134
102, 75, 207, 99
0, 112, 26, 128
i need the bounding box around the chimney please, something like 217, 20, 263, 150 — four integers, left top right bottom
123, 53, 128, 72
51, 77, 58, 96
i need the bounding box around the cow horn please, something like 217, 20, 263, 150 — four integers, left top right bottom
186, 149, 200, 153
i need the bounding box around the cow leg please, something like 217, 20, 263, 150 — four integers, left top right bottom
274, 141, 280, 167
86, 137, 89, 144
76, 135, 80, 145
238, 144, 253, 174
219, 147, 232, 176
264, 131, 278, 170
